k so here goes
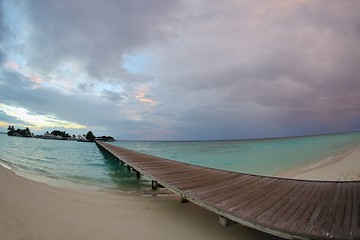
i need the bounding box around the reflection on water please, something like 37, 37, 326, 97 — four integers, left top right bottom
96, 144, 152, 193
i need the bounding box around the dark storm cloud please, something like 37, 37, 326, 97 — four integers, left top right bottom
0, 1, 5, 40
141, 0, 360, 139
23, 0, 183, 79
0, 1, 7, 64
1, 0, 360, 140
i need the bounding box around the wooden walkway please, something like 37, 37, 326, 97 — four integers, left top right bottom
95, 140, 360, 240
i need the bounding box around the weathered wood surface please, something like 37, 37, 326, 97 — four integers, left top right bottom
95, 140, 360, 240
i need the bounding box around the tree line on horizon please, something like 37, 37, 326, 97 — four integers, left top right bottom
6, 126, 114, 142
7, 126, 32, 137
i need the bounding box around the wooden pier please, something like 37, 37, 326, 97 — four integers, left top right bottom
95, 140, 360, 240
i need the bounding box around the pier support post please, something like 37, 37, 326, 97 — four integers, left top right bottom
136, 170, 141, 178
120, 161, 124, 165
180, 196, 189, 203
152, 180, 158, 190
127, 165, 131, 171
219, 216, 236, 227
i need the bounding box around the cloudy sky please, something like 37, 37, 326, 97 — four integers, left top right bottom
0, 0, 360, 140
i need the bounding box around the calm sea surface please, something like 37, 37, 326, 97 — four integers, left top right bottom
1, 131, 360, 193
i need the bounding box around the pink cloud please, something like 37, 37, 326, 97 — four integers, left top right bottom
136, 89, 155, 105
4, 60, 20, 71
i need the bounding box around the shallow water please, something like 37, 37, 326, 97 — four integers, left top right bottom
1, 131, 360, 192
114, 131, 360, 175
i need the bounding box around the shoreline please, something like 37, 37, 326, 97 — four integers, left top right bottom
277, 144, 360, 181
0, 159, 105, 192
3, 140, 360, 187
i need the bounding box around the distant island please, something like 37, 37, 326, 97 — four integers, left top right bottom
95, 135, 115, 142
6, 126, 114, 142
7, 126, 32, 137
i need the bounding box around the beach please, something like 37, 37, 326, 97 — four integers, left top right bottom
0, 165, 278, 240
278, 144, 360, 181
1, 144, 359, 240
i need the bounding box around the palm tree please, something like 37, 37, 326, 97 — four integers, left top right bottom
25, 127, 31, 136
85, 131, 95, 141
7, 126, 15, 136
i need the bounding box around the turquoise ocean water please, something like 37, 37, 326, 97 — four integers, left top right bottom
1, 131, 360, 193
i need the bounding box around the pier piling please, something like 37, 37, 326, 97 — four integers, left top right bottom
151, 180, 158, 190
219, 216, 236, 227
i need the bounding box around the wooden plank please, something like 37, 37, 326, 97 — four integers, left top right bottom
254, 180, 301, 226
291, 182, 329, 237
337, 183, 353, 239
212, 178, 269, 210
183, 173, 241, 195
319, 183, 342, 238
241, 179, 291, 219
306, 182, 337, 238
260, 181, 308, 227
272, 182, 317, 231
350, 183, 359, 238
220, 177, 279, 215
218, 178, 287, 221
175, 172, 239, 192
154, 168, 209, 181
330, 183, 348, 239
197, 175, 255, 204
235, 178, 289, 221
137, 160, 199, 169
160, 170, 225, 188
142, 167, 194, 176
279, 182, 327, 239
206, 176, 265, 206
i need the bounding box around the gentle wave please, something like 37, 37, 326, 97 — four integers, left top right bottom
0, 159, 12, 170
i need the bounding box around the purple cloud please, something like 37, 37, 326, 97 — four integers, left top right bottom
1, 0, 360, 140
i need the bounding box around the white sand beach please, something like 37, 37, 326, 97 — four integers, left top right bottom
0, 165, 279, 240
278, 145, 360, 181
272, 146, 360, 239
